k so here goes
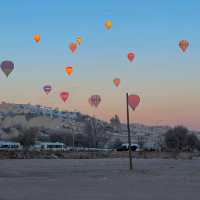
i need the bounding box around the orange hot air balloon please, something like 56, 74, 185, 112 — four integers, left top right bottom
69, 43, 77, 53
65, 66, 73, 76
76, 36, 83, 45
179, 40, 189, 52
113, 78, 120, 87
34, 34, 41, 42
127, 52, 135, 62
105, 20, 112, 30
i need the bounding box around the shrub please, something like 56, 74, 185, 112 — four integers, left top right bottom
164, 126, 200, 152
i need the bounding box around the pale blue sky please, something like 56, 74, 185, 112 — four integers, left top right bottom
0, 0, 200, 129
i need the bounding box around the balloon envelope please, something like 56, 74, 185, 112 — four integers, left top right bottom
69, 43, 77, 53
43, 85, 52, 95
127, 52, 135, 62
34, 34, 41, 42
88, 97, 93, 106
0, 60, 14, 77
128, 95, 140, 111
179, 40, 189, 52
90, 95, 101, 108
60, 92, 69, 102
65, 66, 73, 76
76, 36, 83, 45
105, 20, 112, 29
113, 78, 120, 87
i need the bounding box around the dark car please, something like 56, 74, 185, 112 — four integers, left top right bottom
116, 144, 139, 151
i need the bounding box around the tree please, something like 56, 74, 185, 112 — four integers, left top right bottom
84, 118, 111, 148
84, 120, 94, 148
63, 133, 73, 146
75, 133, 88, 147
165, 126, 188, 152
186, 133, 200, 152
164, 126, 200, 152
15, 127, 38, 151
110, 115, 121, 132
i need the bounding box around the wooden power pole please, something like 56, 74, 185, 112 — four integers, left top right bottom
126, 93, 133, 170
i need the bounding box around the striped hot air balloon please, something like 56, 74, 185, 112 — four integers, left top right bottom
0, 60, 14, 77
90, 95, 101, 108
43, 85, 52, 95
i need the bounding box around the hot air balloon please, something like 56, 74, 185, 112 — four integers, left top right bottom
127, 52, 135, 62
113, 78, 120, 87
43, 85, 52, 95
60, 92, 69, 102
128, 95, 140, 111
0, 60, 14, 77
105, 20, 112, 30
76, 36, 83, 45
88, 97, 93, 107
179, 40, 189, 52
34, 34, 41, 42
69, 43, 77, 53
65, 66, 73, 76
90, 95, 101, 108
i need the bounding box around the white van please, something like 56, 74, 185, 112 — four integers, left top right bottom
33, 142, 65, 151
0, 141, 22, 150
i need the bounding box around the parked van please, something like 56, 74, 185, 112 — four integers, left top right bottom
33, 142, 65, 151
0, 141, 22, 150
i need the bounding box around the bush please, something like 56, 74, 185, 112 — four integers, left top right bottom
186, 133, 200, 151
164, 126, 200, 152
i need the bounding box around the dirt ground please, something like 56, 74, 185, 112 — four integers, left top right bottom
0, 158, 199, 200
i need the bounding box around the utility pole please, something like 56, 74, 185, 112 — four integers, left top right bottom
126, 93, 133, 170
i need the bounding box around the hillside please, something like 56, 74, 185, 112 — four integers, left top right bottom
0, 102, 199, 149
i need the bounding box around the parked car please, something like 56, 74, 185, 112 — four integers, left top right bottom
116, 143, 139, 151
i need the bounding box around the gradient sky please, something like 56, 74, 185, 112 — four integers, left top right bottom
0, 0, 200, 130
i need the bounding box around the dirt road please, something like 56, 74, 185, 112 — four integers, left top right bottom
0, 158, 199, 200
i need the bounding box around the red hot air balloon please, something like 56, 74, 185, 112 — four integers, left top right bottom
60, 92, 69, 102
90, 95, 101, 108
1, 60, 14, 77
69, 43, 77, 53
43, 85, 52, 95
113, 78, 120, 87
128, 95, 140, 111
127, 52, 135, 62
